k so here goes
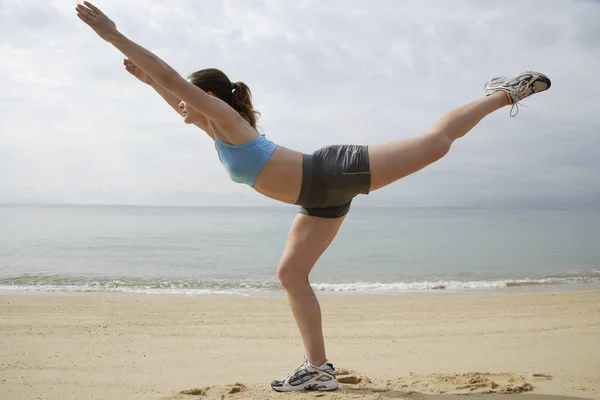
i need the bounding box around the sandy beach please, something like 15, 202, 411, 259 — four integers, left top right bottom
1, 290, 599, 400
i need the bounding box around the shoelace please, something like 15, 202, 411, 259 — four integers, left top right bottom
282, 362, 309, 381
508, 79, 533, 118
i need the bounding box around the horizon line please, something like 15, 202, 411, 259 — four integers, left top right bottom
0, 202, 598, 212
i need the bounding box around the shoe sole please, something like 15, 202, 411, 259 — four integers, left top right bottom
271, 380, 339, 392
529, 71, 551, 91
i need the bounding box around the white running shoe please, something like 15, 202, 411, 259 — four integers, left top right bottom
271, 357, 339, 392
484, 71, 551, 117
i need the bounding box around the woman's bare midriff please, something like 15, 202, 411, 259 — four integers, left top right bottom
252, 146, 303, 204
206, 118, 304, 205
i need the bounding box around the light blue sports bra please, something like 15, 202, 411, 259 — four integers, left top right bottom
213, 134, 279, 187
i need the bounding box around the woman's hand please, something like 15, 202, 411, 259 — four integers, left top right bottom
123, 58, 154, 85
75, 1, 120, 42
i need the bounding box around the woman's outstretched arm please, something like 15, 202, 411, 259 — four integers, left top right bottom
123, 58, 211, 131
76, 1, 234, 123
123, 59, 182, 115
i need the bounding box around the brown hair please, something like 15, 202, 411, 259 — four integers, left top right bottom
188, 68, 260, 128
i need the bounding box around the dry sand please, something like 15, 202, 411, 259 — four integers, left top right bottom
1, 290, 599, 400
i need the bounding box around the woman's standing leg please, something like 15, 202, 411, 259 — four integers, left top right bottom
271, 213, 346, 392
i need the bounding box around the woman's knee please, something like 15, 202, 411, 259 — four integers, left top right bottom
426, 130, 453, 161
277, 261, 309, 290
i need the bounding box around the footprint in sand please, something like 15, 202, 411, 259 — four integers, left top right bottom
164, 382, 247, 400
179, 388, 208, 396
394, 372, 534, 395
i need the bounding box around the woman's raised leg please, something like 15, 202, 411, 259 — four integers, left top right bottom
368, 71, 551, 192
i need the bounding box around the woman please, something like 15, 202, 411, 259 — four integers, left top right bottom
75, 2, 551, 392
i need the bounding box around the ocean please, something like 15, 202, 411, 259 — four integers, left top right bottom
1, 204, 599, 297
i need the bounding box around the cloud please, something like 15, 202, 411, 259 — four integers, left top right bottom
1, 0, 599, 208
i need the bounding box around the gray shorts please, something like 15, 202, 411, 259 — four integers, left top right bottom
294, 145, 371, 218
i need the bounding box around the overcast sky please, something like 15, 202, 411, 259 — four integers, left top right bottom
1, 0, 599, 209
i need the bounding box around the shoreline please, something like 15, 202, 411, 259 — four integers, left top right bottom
1, 282, 599, 300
